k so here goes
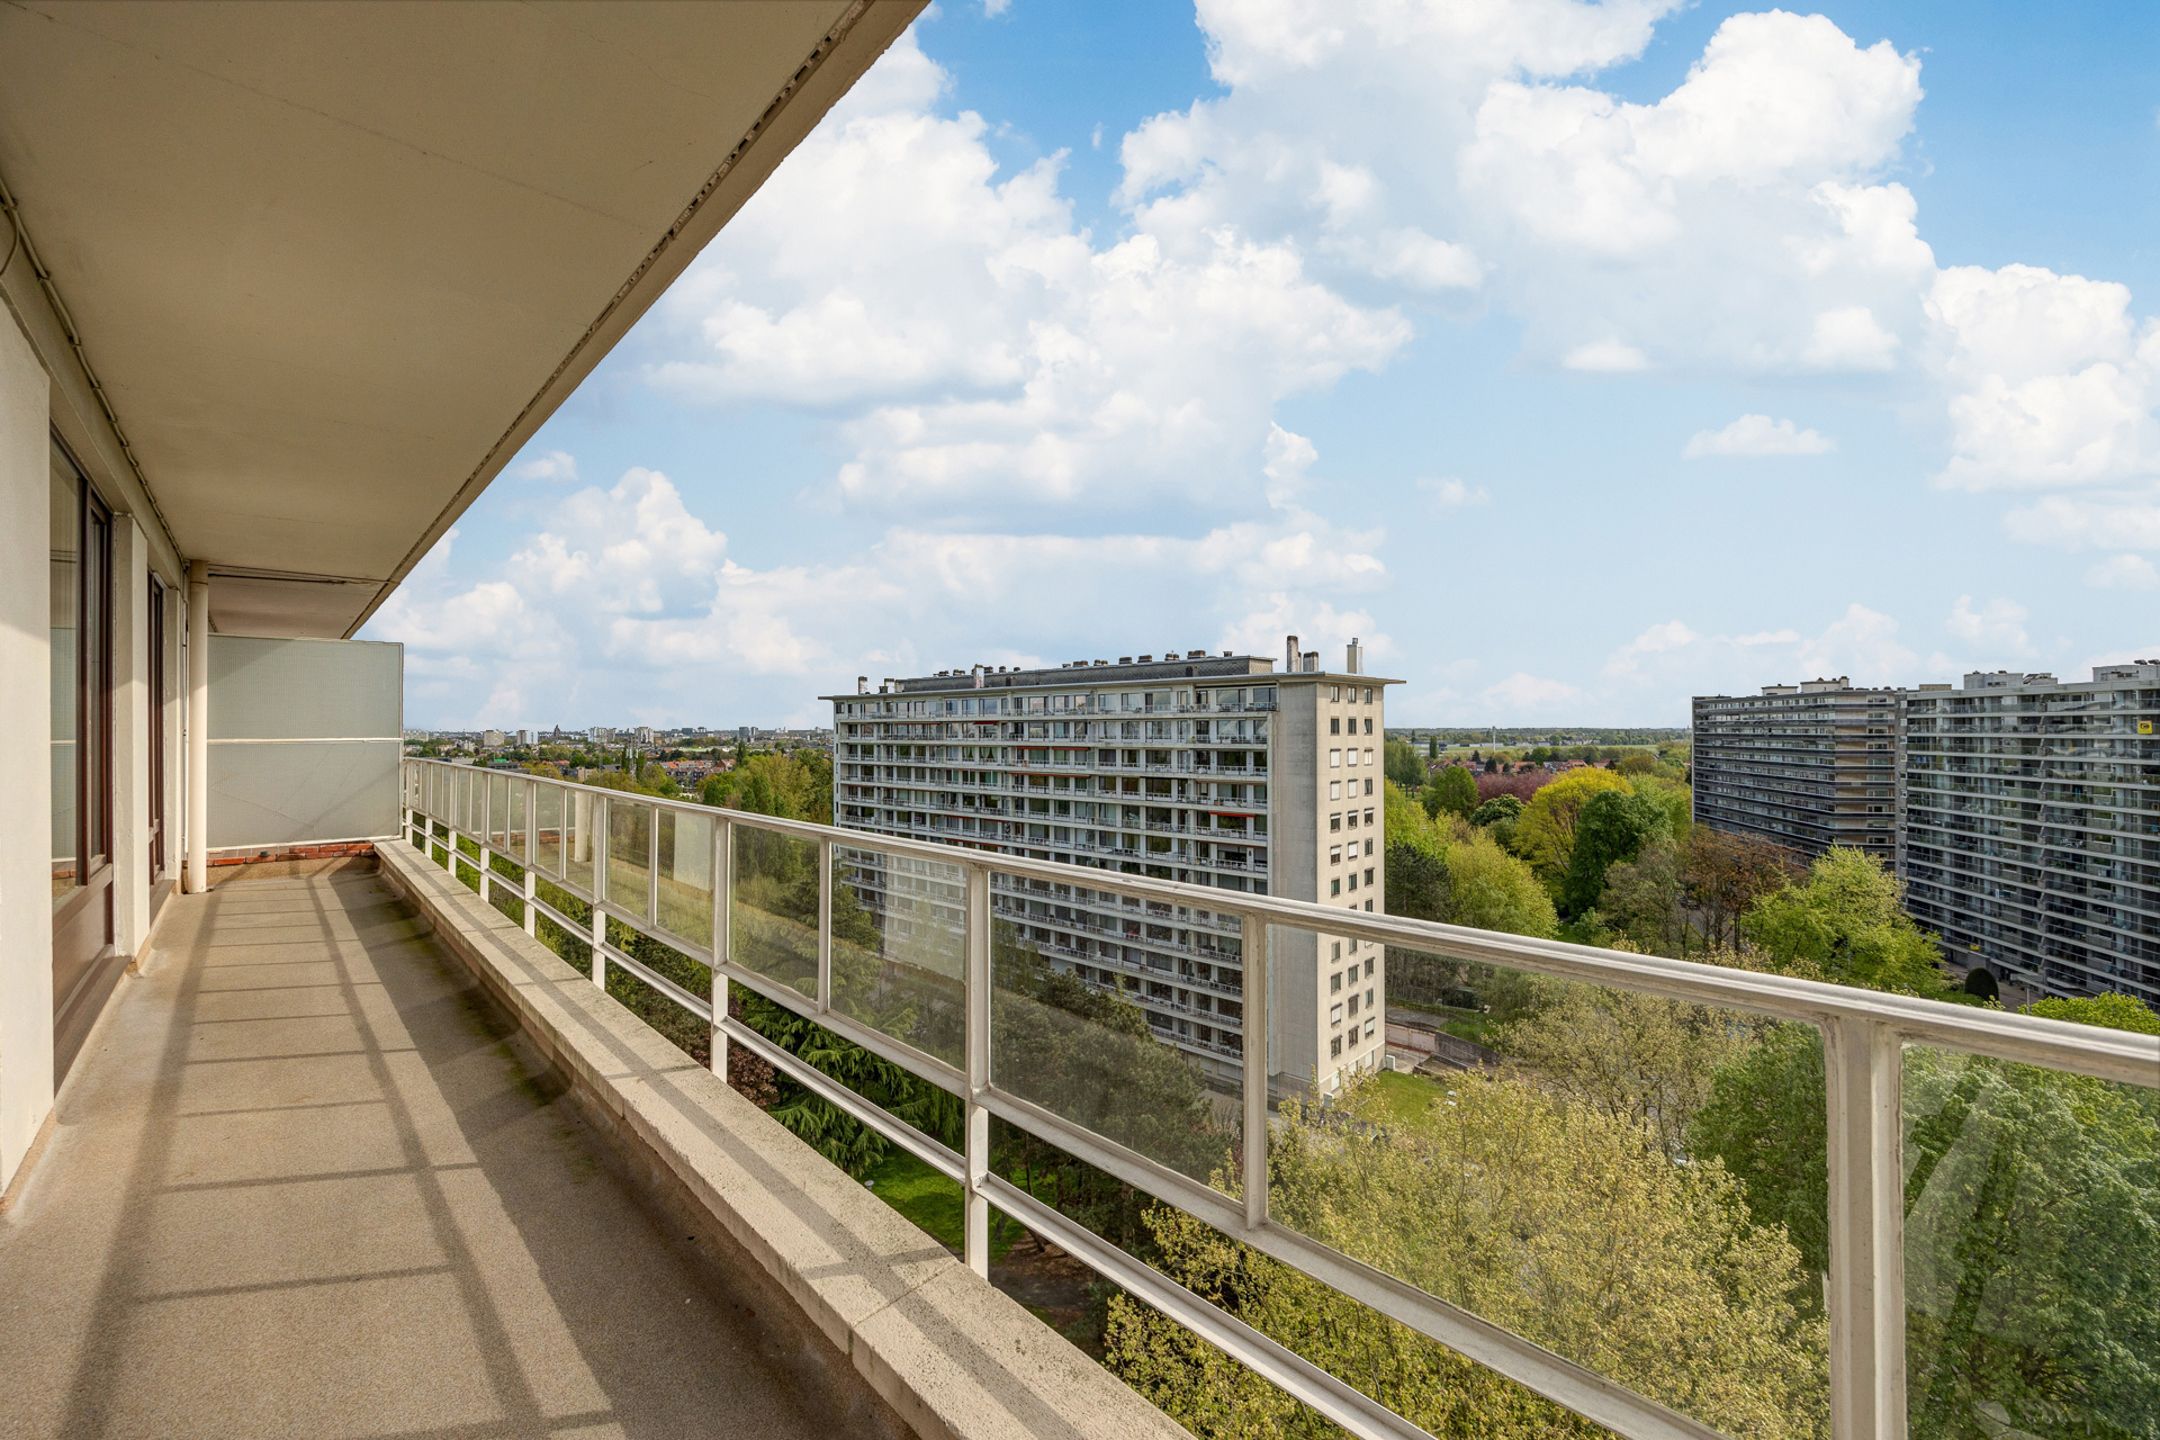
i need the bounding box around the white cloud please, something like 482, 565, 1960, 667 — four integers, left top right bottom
1603, 619, 1698, 679
372, 443, 1390, 728
983, 0, 1011, 16
1597, 604, 1914, 699
649, 31, 1409, 515
1802, 305, 1900, 370
2087, 553, 2160, 590
1419, 476, 1489, 508
2003, 491, 2160, 551
1480, 672, 1583, 715
1928, 265, 2160, 491
1682, 414, 1836, 459
511, 449, 578, 483
1562, 339, 1649, 373
1945, 595, 2033, 657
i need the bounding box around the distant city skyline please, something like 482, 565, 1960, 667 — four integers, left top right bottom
364, 1, 2160, 730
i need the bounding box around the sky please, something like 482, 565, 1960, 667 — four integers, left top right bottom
366, 0, 2160, 730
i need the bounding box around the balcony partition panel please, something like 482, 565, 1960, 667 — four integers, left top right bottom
398, 758, 2160, 1440
205, 636, 401, 851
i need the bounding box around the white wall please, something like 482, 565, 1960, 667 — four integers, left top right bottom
112, 517, 151, 956
0, 306, 54, 1188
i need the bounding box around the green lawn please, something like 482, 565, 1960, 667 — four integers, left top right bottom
862, 1150, 1030, 1262
1361, 1070, 1450, 1127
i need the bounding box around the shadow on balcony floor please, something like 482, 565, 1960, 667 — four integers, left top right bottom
0, 865, 906, 1440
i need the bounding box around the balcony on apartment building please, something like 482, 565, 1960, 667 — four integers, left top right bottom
4, 8, 2157, 1440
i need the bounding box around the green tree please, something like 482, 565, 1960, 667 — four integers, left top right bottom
1427, 735, 1440, 760
1493, 966, 1770, 1156
1106, 1075, 1830, 1438
1689, 1021, 1831, 1272
1422, 763, 1479, 820
1385, 837, 1450, 922
1594, 836, 1688, 956
1742, 848, 1949, 996
1902, 1040, 2160, 1438
1683, 828, 1803, 951
700, 749, 833, 824
1558, 788, 1669, 918
1384, 737, 1429, 790
1442, 832, 1558, 939
1513, 768, 1631, 888
1694, 995, 2160, 1439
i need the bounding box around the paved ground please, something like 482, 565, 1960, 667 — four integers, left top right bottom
0, 867, 905, 1440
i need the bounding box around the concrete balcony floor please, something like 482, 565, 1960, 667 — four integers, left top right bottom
0, 866, 903, 1440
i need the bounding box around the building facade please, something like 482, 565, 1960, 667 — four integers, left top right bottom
1691, 679, 1902, 861
1900, 665, 2160, 1006
828, 638, 1393, 1095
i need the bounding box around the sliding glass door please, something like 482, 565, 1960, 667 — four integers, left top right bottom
51, 436, 115, 1081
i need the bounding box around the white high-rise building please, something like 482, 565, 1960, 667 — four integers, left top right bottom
1900, 663, 2160, 1005
828, 638, 1393, 1095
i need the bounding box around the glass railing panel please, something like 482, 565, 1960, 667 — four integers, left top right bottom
461, 765, 484, 836
730, 825, 818, 997
990, 895, 1242, 1193
655, 808, 715, 949
534, 782, 564, 878
561, 788, 597, 895
503, 779, 528, 864
605, 798, 653, 922
1902, 1040, 2159, 1439
488, 772, 510, 852
1262, 930, 1831, 1437
830, 847, 964, 1069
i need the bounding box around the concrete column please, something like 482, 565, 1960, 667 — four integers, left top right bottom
111, 518, 150, 954
185, 560, 210, 893
0, 308, 55, 1189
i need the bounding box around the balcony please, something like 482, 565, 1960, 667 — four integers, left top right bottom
4, 9, 2158, 1440
0, 866, 911, 1438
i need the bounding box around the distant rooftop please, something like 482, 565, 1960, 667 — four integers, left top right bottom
830, 635, 1391, 698
873, 650, 1273, 696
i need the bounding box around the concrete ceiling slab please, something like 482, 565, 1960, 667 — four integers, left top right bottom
0, 0, 919, 636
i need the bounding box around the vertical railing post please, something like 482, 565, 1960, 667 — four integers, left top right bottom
648, 802, 662, 927
590, 794, 608, 988
521, 778, 537, 937
962, 862, 992, 1278
711, 815, 734, 1082
1825, 1016, 1906, 1440
816, 838, 834, 1012
1240, 911, 1269, 1230
476, 777, 492, 906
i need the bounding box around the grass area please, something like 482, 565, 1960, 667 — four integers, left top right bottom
1362, 1070, 1451, 1127
861, 1150, 1035, 1262
1391, 997, 1499, 1047
1439, 1012, 1497, 1047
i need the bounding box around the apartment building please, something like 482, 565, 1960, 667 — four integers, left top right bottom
1691, 678, 1901, 861
828, 637, 1395, 1094
1900, 665, 2160, 1006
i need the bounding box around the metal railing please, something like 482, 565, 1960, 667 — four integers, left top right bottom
400, 758, 2158, 1440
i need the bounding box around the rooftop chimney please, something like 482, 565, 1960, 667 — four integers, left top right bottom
1345, 637, 1363, 675
855, 675, 868, 695
1284, 635, 1300, 672
1302, 650, 1318, 673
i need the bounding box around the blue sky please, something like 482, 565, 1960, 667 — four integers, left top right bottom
368, 0, 2160, 730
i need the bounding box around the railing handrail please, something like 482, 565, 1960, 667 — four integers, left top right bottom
402, 757, 2159, 1085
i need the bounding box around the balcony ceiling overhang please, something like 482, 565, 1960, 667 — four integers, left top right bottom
0, 0, 917, 637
